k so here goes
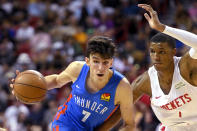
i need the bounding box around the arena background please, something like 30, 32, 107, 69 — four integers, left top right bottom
0, 0, 197, 131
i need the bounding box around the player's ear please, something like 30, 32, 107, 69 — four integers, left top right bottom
85, 57, 90, 66
110, 58, 113, 67
172, 48, 176, 55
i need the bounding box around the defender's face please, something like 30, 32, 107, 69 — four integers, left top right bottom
150, 42, 176, 71
85, 53, 113, 80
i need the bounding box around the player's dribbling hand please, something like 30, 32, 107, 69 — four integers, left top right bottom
10, 70, 20, 96
138, 4, 165, 32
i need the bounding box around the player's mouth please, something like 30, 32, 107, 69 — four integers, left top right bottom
153, 62, 162, 66
97, 74, 104, 77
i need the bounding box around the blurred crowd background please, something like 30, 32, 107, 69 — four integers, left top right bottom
0, 0, 197, 131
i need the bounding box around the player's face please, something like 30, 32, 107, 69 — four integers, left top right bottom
85, 53, 113, 80
150, 42, 176, 71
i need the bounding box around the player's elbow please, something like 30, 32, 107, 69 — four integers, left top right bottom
45, 74, 61, 90
126, 120, 135, 129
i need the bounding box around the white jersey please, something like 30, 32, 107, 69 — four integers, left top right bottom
148, 56, 197, 131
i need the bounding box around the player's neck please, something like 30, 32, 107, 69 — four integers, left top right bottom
157, 62, 174, 78
157, 62, 175, 94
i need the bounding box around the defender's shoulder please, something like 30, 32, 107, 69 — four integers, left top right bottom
132, 71, 151, 96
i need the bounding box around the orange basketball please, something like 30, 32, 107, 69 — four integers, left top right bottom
13, 70, 47, 104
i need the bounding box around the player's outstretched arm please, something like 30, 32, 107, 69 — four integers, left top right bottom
138, 4, 197, 85
138, 4, 197, 59
45, 61, 84, 90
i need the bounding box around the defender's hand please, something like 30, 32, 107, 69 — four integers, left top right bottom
138, 4, 165, 32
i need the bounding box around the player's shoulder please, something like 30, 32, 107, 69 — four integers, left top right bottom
66, 61, 86, 78
116, 77, 131, 95
115, 77, 132, 104
118, 77, 130, 88
133, 71, 150, 85
69, 61, 86, 68
132, 71, 151, 96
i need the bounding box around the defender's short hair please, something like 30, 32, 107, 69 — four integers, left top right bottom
86, 36, 116, 59
150, 33, 176, 49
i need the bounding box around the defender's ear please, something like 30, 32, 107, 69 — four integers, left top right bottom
85, 57, 90, 66
173, 48, 176, 55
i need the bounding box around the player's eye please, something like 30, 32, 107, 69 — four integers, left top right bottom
150, 49, 155, 53
103, 61, 109, 65
160, 51, 166, 54
93, 60, 99, 63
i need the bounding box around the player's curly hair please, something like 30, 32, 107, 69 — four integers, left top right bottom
86, 36, 116, 59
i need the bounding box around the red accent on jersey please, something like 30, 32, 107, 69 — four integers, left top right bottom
155, 96, 161, 99
161, 126, 166, 131
179, 111, 182, 118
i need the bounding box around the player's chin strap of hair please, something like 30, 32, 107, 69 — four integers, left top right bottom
163, 26, 197, 59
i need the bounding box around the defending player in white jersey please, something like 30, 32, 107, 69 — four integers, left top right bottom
130, 4, 197, 131
99, 3, 197, 131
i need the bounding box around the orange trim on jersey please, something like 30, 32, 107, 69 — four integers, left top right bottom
56, 105, 68, 120
52, 126, 59, 131
58, 106, 62, 111
53, 93, 73, 121
55, 126, 59, 131
104, 105, 119, 121
66, 94, 72, 103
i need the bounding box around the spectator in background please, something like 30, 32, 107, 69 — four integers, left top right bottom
4, 101, 29, 131
188, 1, 197, 22
12, 53, 35, 72
16, 20, 34, 42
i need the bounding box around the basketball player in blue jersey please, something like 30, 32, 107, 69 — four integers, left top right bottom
11, 36, 134, 130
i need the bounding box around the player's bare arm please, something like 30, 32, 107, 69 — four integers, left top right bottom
115, 78, 135, 131
179, 54, 197, 86
138, 4, 197, 87
131, 71, 152, 102
45, 61, 85, 90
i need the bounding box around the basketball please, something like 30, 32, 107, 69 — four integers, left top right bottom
13, 70, 47, 104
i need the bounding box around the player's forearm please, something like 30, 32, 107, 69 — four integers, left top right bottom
163, 26, 197, 50
45, 74, 61, 90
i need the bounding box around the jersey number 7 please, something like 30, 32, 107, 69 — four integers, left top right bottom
82, 110, 91, 122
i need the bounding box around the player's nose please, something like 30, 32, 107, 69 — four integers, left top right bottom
153, 53, 160, 61
98, 64, 105, 71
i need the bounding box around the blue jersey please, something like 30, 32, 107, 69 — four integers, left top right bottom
52, 64, 124, 131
